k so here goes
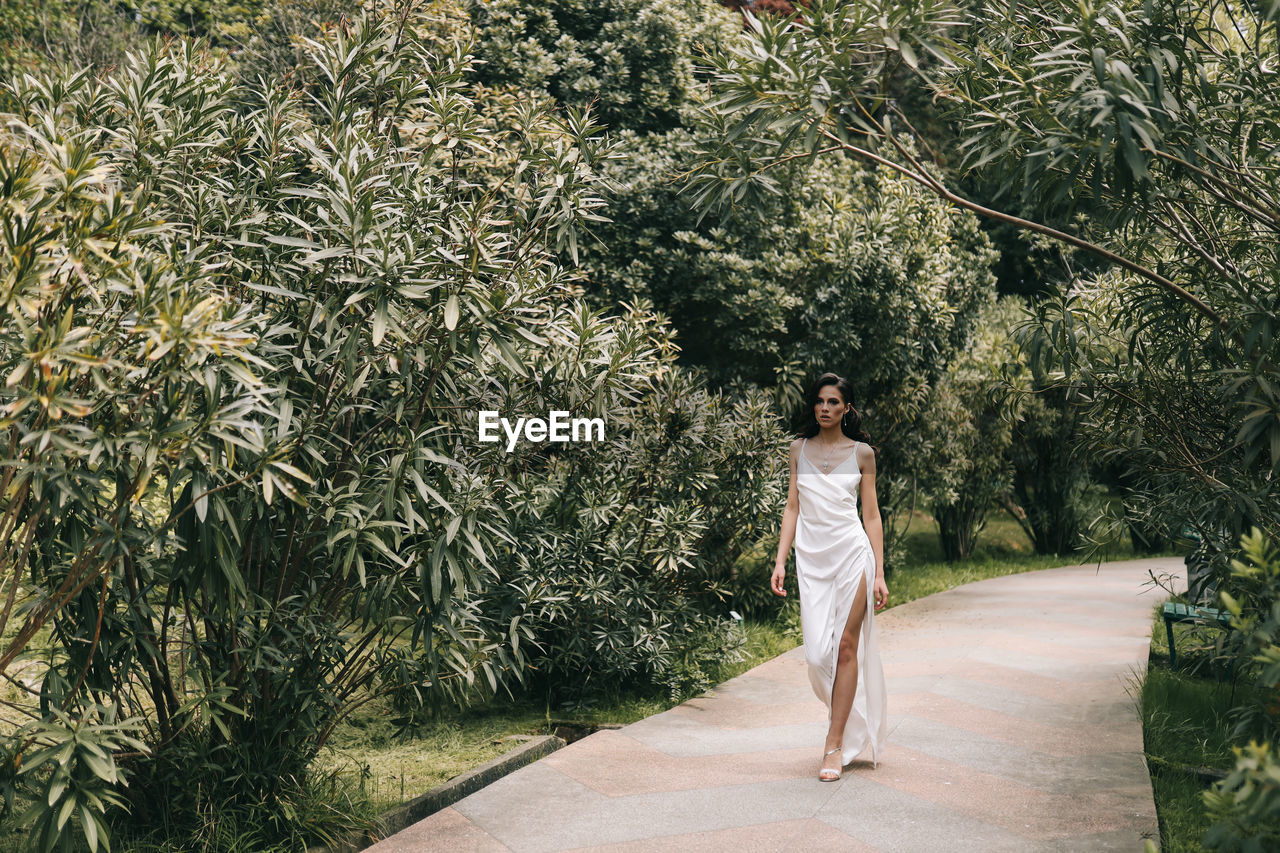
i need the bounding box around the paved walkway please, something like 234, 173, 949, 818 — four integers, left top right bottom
369, 557, 1184, 852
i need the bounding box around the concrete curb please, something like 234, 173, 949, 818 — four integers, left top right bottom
308, 734, 566, 853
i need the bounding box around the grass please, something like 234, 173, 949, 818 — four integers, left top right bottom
1141, 607, 1246, 852
888, 506, 1154, 606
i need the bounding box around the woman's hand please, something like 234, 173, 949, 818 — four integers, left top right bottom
770, 564, 787, 597
873, 575, 889, 610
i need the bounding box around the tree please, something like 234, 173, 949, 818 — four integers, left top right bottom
0, 5, 604, 835
466, 0, 740, 133
1003, 382, 1092, 556
916, 298, 1021, 561
953, 0, 1280, 568
577, 128, 801, 387
688, 0, 1280, 567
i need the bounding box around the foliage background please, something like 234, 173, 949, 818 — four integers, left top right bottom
11, 0, 1260, 849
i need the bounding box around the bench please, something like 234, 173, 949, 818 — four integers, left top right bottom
1162, 601, 1233, 668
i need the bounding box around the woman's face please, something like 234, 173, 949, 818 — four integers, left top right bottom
814, 386, 850, 429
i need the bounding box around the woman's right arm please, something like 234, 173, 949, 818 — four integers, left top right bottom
771, 440, 801, 597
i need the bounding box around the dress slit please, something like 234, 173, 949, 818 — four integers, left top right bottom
830, 569, 868, 687
828, 567, 876, 767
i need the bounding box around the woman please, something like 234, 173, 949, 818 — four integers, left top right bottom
771, 373, 888, 781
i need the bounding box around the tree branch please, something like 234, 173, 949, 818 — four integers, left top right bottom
816, 126, 1231, 333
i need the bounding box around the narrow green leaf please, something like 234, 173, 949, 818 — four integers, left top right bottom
444, 294, 460, 331
81, 805, 99, 852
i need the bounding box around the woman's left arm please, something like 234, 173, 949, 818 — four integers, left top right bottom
859, 444, 889, 610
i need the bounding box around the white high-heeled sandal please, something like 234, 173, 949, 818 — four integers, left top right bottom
819, 746, 843, 781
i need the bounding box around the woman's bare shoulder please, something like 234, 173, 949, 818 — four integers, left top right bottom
855, 440, 876, 467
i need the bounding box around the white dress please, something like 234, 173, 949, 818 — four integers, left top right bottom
795, 438, 888, 767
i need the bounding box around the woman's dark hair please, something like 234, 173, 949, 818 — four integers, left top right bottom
799, 372, 872, 443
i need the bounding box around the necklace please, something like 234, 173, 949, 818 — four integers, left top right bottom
815, 437, 850, 472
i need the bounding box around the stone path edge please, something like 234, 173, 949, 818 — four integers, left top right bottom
308, 734, 567, 853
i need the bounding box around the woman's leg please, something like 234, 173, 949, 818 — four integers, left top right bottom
822, 571, 869, 773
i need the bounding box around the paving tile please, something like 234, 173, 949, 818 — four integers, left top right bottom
885, 658, 1135, 707
881, 644, 1128, 683
709, 673, 829, 706
845, 743, 1054, 827
965, 646, 1137, 682
921, 673, 1121, 725
974, 619, 1153, 643
882, 629, 1141, 658
864, 745, 1154, 841
974, 631, 1152, 662
887, 716, 1152, 795
817, 774, 1032, 853
562, 818, 876, 853
541, 729, 820, 796
621, 713, 828, 758
1043, 826, 1161, 851
457, 774, 842, 853
733, 651, 811, 684
448, 762, 605, 851
883, 674, 945, 696
364, 807, 511, 853
888, 692, 1142, 756
668, 692, 826, 730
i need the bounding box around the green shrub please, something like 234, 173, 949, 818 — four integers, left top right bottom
467, 0, 739, 132
1203, 742, 1280, 853
1218, 530, 1280, 743
4, 706, 146, 853
483, 364, 788, 703
0, 1, 672, 845
1201, 529, 1280, 851
0, 3, 793, 847
0, 0, 145, 78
